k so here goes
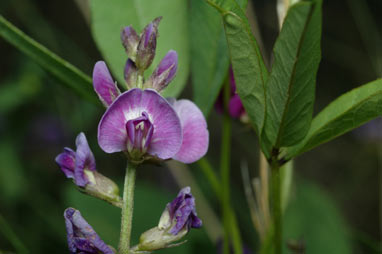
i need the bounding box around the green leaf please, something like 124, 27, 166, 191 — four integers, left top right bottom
206, 0, 268, 134
0, 15, 97, 103
90, 0, 189, 97
283, 180, 352, 253
261, 0, 322, 157
190, 0, 230, 117
286, 79, 382, 159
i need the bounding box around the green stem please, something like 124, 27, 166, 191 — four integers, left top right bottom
118, 162, 137, 254
197, 158, 221, 200
271, 159, 282, 254
220, 81, 242, 254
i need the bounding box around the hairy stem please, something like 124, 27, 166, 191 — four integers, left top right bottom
118, 162, 137, 254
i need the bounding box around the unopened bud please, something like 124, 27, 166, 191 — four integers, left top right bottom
121, 26, 139, 61
136, 187, 201, 251
136, 17, 162, 70
124, 58, 139, 89
144, 50, 178, 92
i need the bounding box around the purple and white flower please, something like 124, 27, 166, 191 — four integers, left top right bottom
93, 65, 208, 164
64, 208, 115, 254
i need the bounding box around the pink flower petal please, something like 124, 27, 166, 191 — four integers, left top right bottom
172, 99, 209, 163
93, 61, 120, 106
97, 88, 182, 160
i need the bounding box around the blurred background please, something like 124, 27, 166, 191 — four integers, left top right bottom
0, 0, 381, 253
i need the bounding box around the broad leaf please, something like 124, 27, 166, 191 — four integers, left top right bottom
90, 0, 189, 97
206, 0, 268, 134
286, 79, 382, 159
0, 15, 96, 103
190, 0, 230, 117
283, 180, 352, 253
261, 0, 322, 157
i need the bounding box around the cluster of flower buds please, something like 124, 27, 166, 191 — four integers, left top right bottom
134, 187, 202, 252
56, 133, 121, 207
121, 17, 178, 92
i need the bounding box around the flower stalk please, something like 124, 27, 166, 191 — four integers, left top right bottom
118, 162, 137, 254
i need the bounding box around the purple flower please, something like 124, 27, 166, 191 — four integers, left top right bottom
145, 50, 178, 92
93, 61, 121, 107
136, 17, 162, 70
56, 132, 96, 187
159, 187, 202, 235
137, 187, 202, 251
97, 88, 209, 164
64, 208, 115, 254
121, 26, 139, 60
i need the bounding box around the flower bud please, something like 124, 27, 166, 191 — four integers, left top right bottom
124, 58, 139, 89
144, 50, 178, 92
135, 17, 162, 70
136, 187, 202, 251
121, 26, 139, 61
56, 133, 121, 207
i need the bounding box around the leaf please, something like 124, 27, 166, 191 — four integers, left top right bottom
283, 180, 352, 253
190, 0, 230, 117
0, 15, 97, 103
261, 0, 322, 157
286, 79, 382, 159
206, 0, 268, 134
90, 0, 189, 97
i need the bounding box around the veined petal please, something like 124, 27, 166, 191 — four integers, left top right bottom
98, 88, 182, 160
93, 61, 120, 106
172, 100, 209, 163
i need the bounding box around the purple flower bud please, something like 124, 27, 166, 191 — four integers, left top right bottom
136, 17, 162, 70
146, 50, 178, 92
137, 187, 201, 251
56, 133, 95, 187
124, 58, 138, 89
121, 26, 139, 60
158, 187, 202, 235
64, 208, 115, 254
56, 133, 121, 205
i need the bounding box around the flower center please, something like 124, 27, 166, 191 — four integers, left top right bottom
125, 111, 154, 160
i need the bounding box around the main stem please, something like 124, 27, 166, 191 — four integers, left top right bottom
118, 162, 137, 254
271, 159, 282, 254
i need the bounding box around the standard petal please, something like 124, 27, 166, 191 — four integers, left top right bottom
93, 61, 120, 106
98, 88, 182, 159
172, 100, 209, 163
